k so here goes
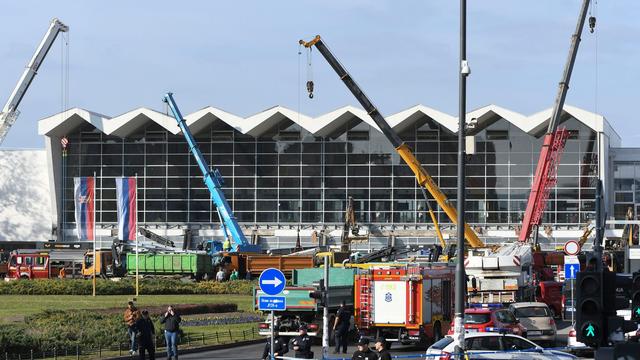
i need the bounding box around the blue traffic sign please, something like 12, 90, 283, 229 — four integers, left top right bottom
258, 296, 286, 311
565, 263, 580, 279
258, 268, 286, 296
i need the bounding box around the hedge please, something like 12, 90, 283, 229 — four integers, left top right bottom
0, 278, 256, 296
0, 304, 252, 354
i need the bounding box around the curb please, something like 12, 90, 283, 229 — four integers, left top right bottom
104, 338, 264, 360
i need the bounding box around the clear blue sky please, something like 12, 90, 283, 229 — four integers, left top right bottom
1, 0, 639, 148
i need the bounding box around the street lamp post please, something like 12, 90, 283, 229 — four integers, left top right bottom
454, 0, 470, 352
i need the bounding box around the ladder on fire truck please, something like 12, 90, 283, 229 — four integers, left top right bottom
358, 272, 373, 329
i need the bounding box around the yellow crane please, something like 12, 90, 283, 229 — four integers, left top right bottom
299, 36, 484, 248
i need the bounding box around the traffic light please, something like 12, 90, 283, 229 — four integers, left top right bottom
309, 281, 326, 307
632, 272, 640, 323
576, 271, 604, 347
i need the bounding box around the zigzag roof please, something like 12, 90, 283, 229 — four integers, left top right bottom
38, 104, 620, 145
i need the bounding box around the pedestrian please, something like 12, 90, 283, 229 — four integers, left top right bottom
229, 269, 239, 281
333, 301, 350, 354
261, 331, 288, 360
160, 305, 181, 360
135, 310, 155, 360
124, 300, 141, 355
216, 268, 226, 282
288, 325, 313, 359
374, 337, 391, 360
351, 338, 378, 360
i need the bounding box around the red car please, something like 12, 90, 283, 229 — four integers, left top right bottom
448, 306, 527, 337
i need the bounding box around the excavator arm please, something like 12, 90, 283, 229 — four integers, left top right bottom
299, 36, 483, 248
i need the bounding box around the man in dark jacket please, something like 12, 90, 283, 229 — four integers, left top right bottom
135, 310, 155, 360
333, 301, 351, 354
288, 325, 313, 359
351, 338, 378, 360
160, 305, 181, 360
374, 337, 391, 360
261, 331, 288, 360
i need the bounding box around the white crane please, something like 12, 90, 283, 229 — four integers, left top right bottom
0, 18, 68, 145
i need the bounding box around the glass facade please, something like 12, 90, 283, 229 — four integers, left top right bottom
61, 116, 599, 229
613, 162, 640, 220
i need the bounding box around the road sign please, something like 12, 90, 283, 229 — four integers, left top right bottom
258, 268, 286, 296
258, 296, 286, 311
564, 240, 580, 256
565, 256, 580, 280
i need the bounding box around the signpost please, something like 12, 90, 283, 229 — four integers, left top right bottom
259, 268, 286, 360
564, 240, 581, 256
565, 255, 580, 325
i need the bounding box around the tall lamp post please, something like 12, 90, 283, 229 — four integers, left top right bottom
454, 0, 470, 352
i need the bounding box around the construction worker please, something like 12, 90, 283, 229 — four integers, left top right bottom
222, 238, 232, 252
288, 325, 313, 359
58, 267, 66, 279
229, 269, 239, 281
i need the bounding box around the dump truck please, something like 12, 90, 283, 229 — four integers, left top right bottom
126, 252, 214, 280
254, 267, 357, 338
245, 255, 314, 278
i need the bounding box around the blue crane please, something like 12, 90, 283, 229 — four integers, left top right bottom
163, 92, 261, 253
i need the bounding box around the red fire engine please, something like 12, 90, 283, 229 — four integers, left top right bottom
7, 251, 59, 279
354, 264, 455, 346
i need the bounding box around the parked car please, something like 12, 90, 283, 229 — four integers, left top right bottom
426, 333, 576, 359
562, 298, 575, 321
447, 306, 526, 337
508, 302, 557, 347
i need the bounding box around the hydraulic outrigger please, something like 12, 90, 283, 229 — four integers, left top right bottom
299, 36, 484, 248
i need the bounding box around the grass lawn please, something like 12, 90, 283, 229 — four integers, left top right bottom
0, 294, 254, 322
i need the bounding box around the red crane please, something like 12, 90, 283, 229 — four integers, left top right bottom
519, 0, 594, 243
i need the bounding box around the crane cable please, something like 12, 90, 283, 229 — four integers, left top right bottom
590, 0, 598, 124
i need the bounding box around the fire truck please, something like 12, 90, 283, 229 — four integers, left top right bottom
7, 251, 61, 279
354, 264, 454, 347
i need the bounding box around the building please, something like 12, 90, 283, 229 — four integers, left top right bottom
37, 103, 635, 250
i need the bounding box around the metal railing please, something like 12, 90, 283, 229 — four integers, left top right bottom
1, 327, 259, 360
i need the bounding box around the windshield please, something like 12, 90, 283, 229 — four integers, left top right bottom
513, 306, 551, 318
465, 313, 491, 324
430, 337, 454, 350
494, 310, 517, 324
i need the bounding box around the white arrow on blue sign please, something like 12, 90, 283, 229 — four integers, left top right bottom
258, 268, 286, 296
564, 263, 580, 279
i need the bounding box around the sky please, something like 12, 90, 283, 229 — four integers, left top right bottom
1, 0, 639, 149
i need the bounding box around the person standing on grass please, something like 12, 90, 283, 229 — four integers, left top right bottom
160, 305, 181, 360
124, 301, 141, 355
135, 310, 156, 360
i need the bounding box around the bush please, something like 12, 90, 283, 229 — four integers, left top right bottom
0, 278, 256, 296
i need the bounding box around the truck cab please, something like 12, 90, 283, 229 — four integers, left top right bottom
82, 250, 126, 278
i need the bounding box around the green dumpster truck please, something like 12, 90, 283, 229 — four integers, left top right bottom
126, 252, 214, 280
254, 267, 356, 338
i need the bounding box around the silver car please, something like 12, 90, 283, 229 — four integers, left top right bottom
426, 333, 576, 359
508, 302, 557, 346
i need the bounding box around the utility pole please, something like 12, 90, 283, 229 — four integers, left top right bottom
322, 255, 330, 358
454, 0, 469, 352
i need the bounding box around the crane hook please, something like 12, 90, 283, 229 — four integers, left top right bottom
588, 16, 596, 33
306, 80, 314, 99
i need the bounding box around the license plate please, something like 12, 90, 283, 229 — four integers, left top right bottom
566, 307, 575, 312
466, 328, 478, 333
528, 330, 542, 336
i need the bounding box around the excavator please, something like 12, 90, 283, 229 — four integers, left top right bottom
299, 36, 484, 252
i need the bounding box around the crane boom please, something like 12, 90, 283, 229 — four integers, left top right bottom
0, 18, 68, 145
299, 36, 484, 248
519, 0, 591, 242
163, 92, 261, 253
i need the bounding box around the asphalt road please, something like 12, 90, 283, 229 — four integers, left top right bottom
154, 320, 581, 360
